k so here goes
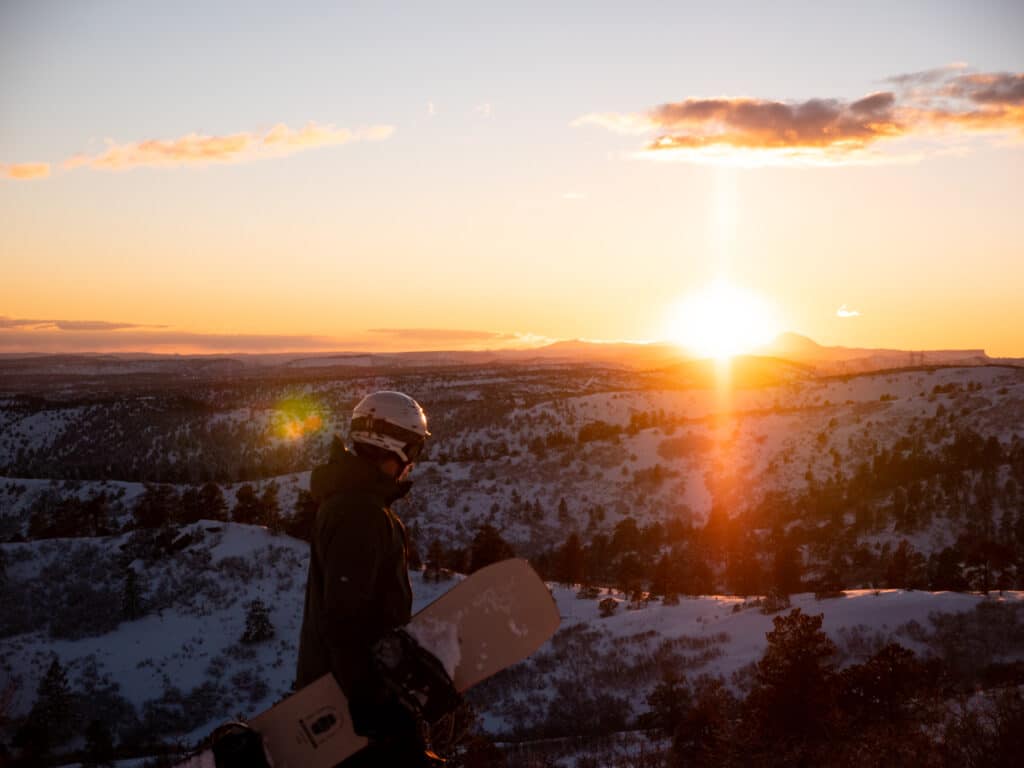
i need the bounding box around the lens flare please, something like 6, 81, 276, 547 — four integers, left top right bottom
273, 396, 326, 441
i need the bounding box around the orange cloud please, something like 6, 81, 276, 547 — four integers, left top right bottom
367, 328, 553, 349
0, 315, 162, 331
576, 67, 1024, 163
0, 322, 553, 354
64, 121, 394, 171
648, 93, 902, 151
2, 162, 50, 180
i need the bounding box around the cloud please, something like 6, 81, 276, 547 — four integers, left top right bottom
2, 163, 50, 180
61, 121, 394, 172
944, 72, 1024, 106
575, 65, 1024, 164
648, 92, 901, 151
0, 322, 553, 354
367, 328, 553, 350
0, 316, 162, 331
368, 328, 508, 342
562, 192, 586, 200
54, 320, 167, 331
884, 62, 970, 89
836, 305, 861, 318
0, 326, 352, 354
473, 103, 493, 118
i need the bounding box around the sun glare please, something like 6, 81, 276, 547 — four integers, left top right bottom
273, 396, 326, 441
667, 279, 779, 359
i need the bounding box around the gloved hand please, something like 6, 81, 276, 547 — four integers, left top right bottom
372, 628, 463, 725
347, 685, 418, 741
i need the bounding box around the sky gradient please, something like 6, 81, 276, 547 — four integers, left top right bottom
2, 1, 1023, 356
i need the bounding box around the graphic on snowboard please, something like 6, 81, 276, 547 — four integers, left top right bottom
180, 558, 560, 768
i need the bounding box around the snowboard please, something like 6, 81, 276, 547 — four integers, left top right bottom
179, 558, 560, 768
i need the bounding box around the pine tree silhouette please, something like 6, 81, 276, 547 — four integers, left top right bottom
467, 524, 515, 573
122, 568, 141, 620
20, 655, 74, 750
132, 483, 178, 529
82, 718, 115, 767
259, 481, 281, 529
288, 488, 318, 541
233, 484, 261, 524
241, 598, 275, 643
198, 482, 228, 521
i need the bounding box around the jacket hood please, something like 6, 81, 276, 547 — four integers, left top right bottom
310, 438, 412, 506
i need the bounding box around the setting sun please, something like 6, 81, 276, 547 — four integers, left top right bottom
667, 279, 779, 359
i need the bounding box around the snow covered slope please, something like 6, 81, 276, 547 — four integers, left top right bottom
2, 523, 1019, 748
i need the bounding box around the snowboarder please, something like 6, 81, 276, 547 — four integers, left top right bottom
296, 390, 442, 767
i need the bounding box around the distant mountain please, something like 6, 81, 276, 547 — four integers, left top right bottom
758, 333, 993, 374
0, 353, 246, 377
0, 334, 1013, 383
503, 340, 686, 368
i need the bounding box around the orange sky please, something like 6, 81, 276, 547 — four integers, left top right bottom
2, 3, 1023, 357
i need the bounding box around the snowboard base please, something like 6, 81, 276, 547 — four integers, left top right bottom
249, 673, 365, 768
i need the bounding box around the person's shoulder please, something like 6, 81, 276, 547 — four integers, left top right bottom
320, 489, 389, 539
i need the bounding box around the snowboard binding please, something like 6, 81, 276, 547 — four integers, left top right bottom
208, 721, 271, 768
372, 628, 462, 725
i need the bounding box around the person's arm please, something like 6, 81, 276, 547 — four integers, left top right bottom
319, 506, 418, 739
318, 505, 386, 696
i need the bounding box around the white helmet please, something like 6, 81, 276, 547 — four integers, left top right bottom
349, 391, 430, 463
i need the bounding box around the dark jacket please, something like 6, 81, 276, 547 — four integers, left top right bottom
296, 441, 413, 697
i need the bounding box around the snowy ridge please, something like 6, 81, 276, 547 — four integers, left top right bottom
2, 522, 1019, 750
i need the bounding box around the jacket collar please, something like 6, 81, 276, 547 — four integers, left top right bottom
312, 439, 412, 506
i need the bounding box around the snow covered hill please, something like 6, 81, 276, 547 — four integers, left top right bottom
2, 360, 1024, 763
2, 522, 1020, 755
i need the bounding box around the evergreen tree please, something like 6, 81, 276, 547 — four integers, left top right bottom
744, 609, 838, 750
132, 484, 178, 529
198, 482, 228, 521
886, 539, 926, 588
670, 676, 738, 767
891, 486, 912, 531
554, 532, 584, 586
929, 546, 968, 590
23, 656, 74, 749
726, 535, 764, 596
177, 486, 204, 525
557, 497, 570, 523
771, 538, 803, 595
650, 552, 673, 597
611, 516, 641, 554
615, 552, 644, 593
259, 481, 281, 529
82, 718, 115, 767
405, 525, 423, 570
122, 567, 141, 620
467, 524, 515, 573
82, 492, 112, 536
424, 539, 447, 581
241, 598, 275, 644
287, 488, 318, 542
233, 484, 261, 525
27, 501, 54, 539
641, 669, 691, 733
